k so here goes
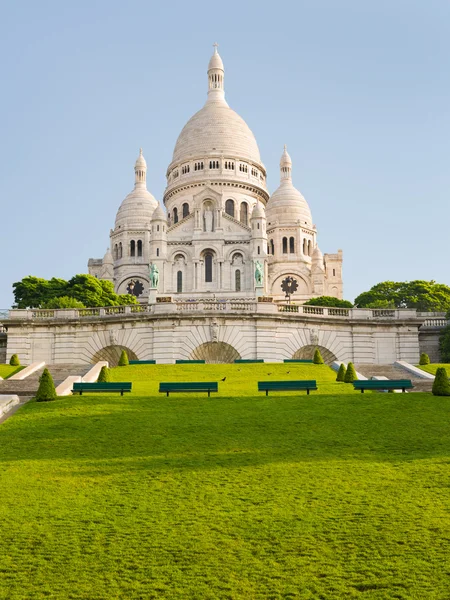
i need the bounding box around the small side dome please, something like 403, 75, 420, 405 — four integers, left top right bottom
152, 204, 166, 221
312, 246, 323, 261
103, 248, 114, 264
135, 147, 147, 169
208, 43, 224, 71
251, 202, 265, 219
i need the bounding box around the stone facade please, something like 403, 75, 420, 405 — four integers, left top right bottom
88, 46, 343, 303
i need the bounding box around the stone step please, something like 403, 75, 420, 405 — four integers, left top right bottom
0, 364, 91, 396
354, 364, 433, 393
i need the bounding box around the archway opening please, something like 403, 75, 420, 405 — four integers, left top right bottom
191, 342, 241, 364
293, 345, 337, 365
92, 345, 138, 367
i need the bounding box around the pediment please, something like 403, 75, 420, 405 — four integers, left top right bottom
193, 185, 222, 204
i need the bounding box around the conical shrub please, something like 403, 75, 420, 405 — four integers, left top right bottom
97, 365, 111, 382
336, 363, 346, 382
313, 348, 324, 365
35, 368, 57, 402
9, 354, 20, 366
419, 353, 430, 365
118, 350, 129, 366
432, 367, 450, 396
344, 362, 358, 383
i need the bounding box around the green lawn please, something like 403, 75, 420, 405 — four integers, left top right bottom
417, 363, 450, 377
0, 364, 24, 379
0, 365, 449, 599
109, 362, 359, 396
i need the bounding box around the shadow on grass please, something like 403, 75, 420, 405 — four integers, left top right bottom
0, 393, 449, 473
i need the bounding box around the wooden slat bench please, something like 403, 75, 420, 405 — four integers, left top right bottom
159, 382, 218, 397
72, 382, 132, 396
175, 360, 205, 364
353, 380, 413, 393
283, 359, 314, 363
234, 359, 265, 363
258, 380, 318, 396
129, 360, 156, 365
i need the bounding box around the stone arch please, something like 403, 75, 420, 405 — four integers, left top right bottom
293, 345, 337, 365
92, 345, 138, 367
190, 342, 241, 364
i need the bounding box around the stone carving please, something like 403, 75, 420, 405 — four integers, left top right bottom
210, 321, 219, 343
309, 328, 319, 346
109, 329, 117, 345
204, 205, 213, 232
150, 264, 159, 288
255, 260, 263, 285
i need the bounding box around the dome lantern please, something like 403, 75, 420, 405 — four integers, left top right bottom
280, 144, 292, 182
206, 42, 226, 106
134, 148, 147, 187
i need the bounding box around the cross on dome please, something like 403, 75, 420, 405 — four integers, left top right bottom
213, 42, 219, 53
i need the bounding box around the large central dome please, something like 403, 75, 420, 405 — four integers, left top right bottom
170, 45, 262, 167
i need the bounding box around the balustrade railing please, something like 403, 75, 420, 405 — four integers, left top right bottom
422, 318, 448, 327
371, 309, 396, 318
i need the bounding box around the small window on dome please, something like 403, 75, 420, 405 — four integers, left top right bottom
130, 240, 135, 257
282, 237, 288, 254
173, 207, 178, 224
137, 240, 143, 257
289, 237, 295, 253
182, 203, 189, 218
225, 199, 235, 218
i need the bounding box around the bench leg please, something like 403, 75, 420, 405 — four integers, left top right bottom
208, 390, 210, 398
361, 389, 364, 394
266, 390, 268, 396
402, 388, 405, 393
80, 390, 83, 396
121, 390, 124, 396
166, 391, 169, 397
307, 389, 309, 395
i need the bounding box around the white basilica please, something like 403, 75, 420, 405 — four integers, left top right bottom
88, 45, 343, 302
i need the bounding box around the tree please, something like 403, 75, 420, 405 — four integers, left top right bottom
313, 348, 324, 364
304, 296, 353, 308
439, 324, 450, 363
12, 274, 138, 308
419, 353, 430, 366
354, 280, 450, 312
35, 368, 57, 402
344, 362, 358, 383
336, 363, 346, 382
9, 354, 20, 366
118, 350, 129, 366
97, 366, 111, 382
432, 367, 450, 396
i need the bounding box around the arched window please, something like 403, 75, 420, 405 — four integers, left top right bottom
173, 207, 178, 224
119, 242, 123, 259
333, 268, 336, 277
156, 248, 159, 257
240, 202, 248, 225
270, 239, 274, 255
137, 240, 143, 257
307, 240, 311, 256
257, 246, 260, 255
235, 269, 241, 292
225, 199, 235, 218
177, 271, 183, 293
205, 252, 213, 283
182, 203, 189, 218
114, 244, 118, 260
130, 240, 135, 257
303, 239, 307, 254
289, 237, 295, 253
282, 237, 288, 254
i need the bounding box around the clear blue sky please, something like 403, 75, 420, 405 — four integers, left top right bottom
1, 0, 449, 308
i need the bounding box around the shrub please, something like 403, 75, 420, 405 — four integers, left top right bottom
35, 368, 57, 402
439, 324, 450, 362
118, 350, 129, 366
97, 366, 111, 382
336, 364, 346, 382
419, 353, 430, 365
344, 362, 358, 383
313, 349, 324, 365
9, 354, 20, 366
432, 367, 450, 396
303, 296, 353, 308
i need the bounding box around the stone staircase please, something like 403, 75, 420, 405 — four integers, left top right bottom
0, 364, 91, 397
355, 364, 433, 393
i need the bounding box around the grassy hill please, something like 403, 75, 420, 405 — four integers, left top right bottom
0, 364, 449, 598
0, 364, 24, 379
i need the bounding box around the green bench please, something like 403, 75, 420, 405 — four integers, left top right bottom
129, 360, 156, 365
258, 380, 318, 396
72, 382, 132, 396
283, 359, 314, 363
175, 360, 205, 364
159, 382, 218, 397
353, 380, 413, 393
235, 359, 264, 363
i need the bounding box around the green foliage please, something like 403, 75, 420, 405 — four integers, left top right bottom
354, 280, 450, 312
12, 274, 138, 308
418, 363, 450, 377
0, 381, 449, 598
43, 296, 86, 309
336, 363, 346, 382
419, 353, 430, 365
303, 296, 353, 308
0, 365, 24, 379
344, 362, 358, 383
118, 350, 129, 366
9, 354, 20, 366
440, 324, 450, 363
431, 367, 450, 396
313, 348, 324, 364
35, 368, 57, 402
97, 366, 111, 382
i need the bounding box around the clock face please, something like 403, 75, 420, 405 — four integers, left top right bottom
281, 276, 299, 296
126, 279, 144, 297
